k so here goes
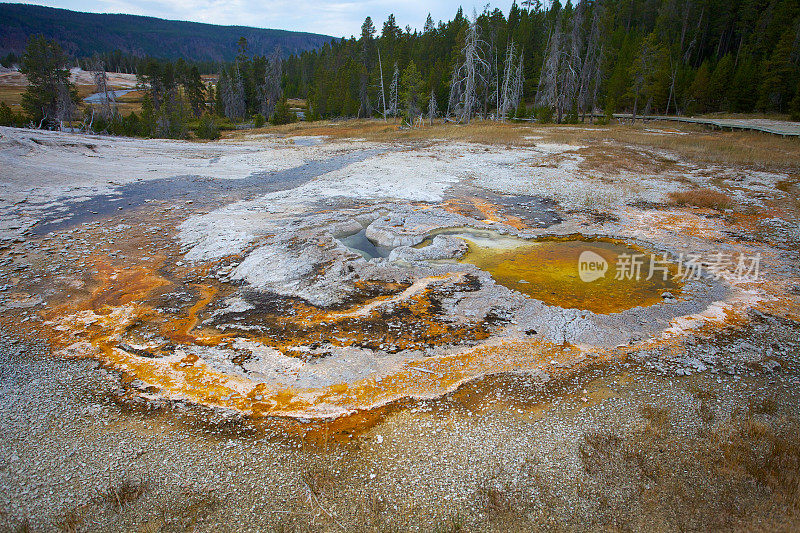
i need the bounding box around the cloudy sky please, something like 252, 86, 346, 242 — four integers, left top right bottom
15, 0, 503, 37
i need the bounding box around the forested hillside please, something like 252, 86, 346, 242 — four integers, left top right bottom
0, 3, 333, 62
282, 0, 800, 119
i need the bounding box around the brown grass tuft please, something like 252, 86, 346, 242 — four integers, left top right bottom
98, 478, 147, 511
53, 508, 84, 533
668, 188, 733, 210
300, 465, 339, 498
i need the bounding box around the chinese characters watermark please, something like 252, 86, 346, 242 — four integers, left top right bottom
578, 251, 761, 282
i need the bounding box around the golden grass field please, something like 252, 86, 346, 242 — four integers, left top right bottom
235, 118, 800, 173
0, 83, 144, 115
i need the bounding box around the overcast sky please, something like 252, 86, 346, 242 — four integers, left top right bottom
14, 0, 507, 37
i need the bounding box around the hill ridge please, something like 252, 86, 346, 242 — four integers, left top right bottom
0, 3, 334, 61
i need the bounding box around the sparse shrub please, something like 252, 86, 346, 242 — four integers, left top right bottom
252, 113, 265, 128
751, 396, 779, 415
564, 102, 580, 124
596, 99, 615, 125
478, 486, 513, 515
305, 107, 321, 122
301, 465, 338, 497
534, 106, 554, 124
195, 113, 220, 140
53, 507, 84, 532
271, 100, 297, 125
0, 101, 24, 126
99, 477, 147, 511
668, 188, 733, 210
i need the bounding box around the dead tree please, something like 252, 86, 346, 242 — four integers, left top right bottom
536, 0, 604, 123
449, 15, 490, 123
536, 19, 563, 120
577, 0, 603, 120
446, 64, 462, 119
377, 47, 387, 119
91, 60, 116, 120
512, 49, 525, 112
221, 66, 245, 121
260, 47, 282, 118
499, 41, 517, 120
428, 89, 438, 125
388, 62, 399, 117
55, 82, 75, 131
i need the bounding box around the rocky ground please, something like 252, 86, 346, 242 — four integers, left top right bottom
0, 122, 799, 531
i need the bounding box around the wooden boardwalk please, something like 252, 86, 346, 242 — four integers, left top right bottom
613, 114, 800, 137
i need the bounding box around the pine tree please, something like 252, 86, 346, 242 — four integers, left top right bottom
757, 28, 797, 112
401, 60, 423, 122
688, 60, 712, 114
709, 54, 734, 110
359, 17, 376, 117
424, 14, 435, 34
20, 36, 77, 128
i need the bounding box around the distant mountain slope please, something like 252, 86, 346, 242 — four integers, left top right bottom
0, 3, 334, 61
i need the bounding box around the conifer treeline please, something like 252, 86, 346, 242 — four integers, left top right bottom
282, 0, 800, 120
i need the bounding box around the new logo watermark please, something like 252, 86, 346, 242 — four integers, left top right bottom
578, 250, 608, 282
577, 251, 761, 282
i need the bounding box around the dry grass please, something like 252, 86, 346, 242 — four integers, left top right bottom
450, 396, 800, 533
0, 86, 26, 107
148, 487, 219, 532
231, 118, 800, 172
544, 122, 800, 171
668, 187, 733, 210
301, 464, 340, 498
286, 98, 307, 108
33, 392, 800, 532
52, 477, 147, 532
228, 118, 541, 146
576, 144, 682, 175
574, 404, 800, 531
0, 84, 141, 114
98, 478, 148, 512
697, 112, 794, 121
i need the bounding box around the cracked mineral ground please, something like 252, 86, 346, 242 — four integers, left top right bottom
2, 122, 800, 531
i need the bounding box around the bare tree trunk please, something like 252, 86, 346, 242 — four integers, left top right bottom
500, 41, 516, 121
388, 63, 399, 118
92, 60, 116, 121
428, 89, 438, 125
666, 64, 677, 115
259, 47, 282, 119
450, 15, 489, 124
377, 48, 387, 120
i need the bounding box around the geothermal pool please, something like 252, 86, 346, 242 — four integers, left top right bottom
347, 227, 683, 314
459, 236, 682, 313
